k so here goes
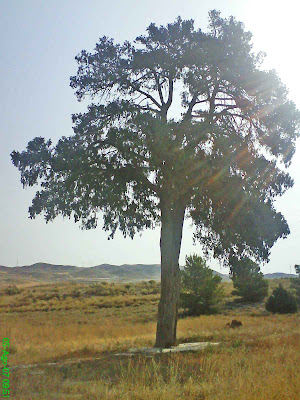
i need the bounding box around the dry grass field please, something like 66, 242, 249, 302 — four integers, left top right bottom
0, 279, 299, 399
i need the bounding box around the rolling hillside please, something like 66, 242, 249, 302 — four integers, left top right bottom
0, 262, 296, 283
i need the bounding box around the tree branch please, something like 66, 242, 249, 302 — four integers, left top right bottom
160, 75, 174, 121
138, 105, 161, 114
121, 165, 158, 193
214, 104, 239, 110
165, 76, 174, 110
183, 92, 200, 121
136, 88, 162, 109
152, 69, 165, 105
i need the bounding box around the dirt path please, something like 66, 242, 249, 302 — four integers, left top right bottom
9, 356, 107, 371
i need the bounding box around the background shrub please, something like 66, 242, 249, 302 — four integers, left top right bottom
230, 258, 268, 302
180, 254, 224, 315
290, 264, 300, 304
265, 284, 298, 314
3, 285, 21, 296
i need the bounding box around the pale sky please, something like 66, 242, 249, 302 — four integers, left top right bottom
1, 0, 299, 274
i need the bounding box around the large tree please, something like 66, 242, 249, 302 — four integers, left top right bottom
11, 11, 300, 347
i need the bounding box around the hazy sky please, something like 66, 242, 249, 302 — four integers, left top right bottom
1, 0, 299, 273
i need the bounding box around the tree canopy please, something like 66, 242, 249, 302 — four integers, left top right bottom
11, 11, 299, 265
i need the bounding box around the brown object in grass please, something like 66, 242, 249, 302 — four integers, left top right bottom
226, 319, 243, 328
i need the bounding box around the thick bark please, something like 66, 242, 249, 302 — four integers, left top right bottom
155, 200, 186, 348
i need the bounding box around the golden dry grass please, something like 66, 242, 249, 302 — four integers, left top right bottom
1, 279, 299, 399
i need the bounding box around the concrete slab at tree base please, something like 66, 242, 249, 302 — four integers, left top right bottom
115, 342, 219, 356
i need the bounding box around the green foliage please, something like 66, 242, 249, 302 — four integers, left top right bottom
180, 254, 224, 315
36, 292, 60, 301
290, 264, 300, 303
3, 285, 21, 296
265, 284, 298, 314
230, 258, 268, 302
71, 289, 81, 298
11, 12, 300, 264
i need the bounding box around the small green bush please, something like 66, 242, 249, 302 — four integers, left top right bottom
148, 287, 160, 294
71, 289, 81, 298
180, 254, 224, 315
3, 285, 21, 296
265, 284, 298, 314
86, 284, 111, 296
36, 293, 60, 301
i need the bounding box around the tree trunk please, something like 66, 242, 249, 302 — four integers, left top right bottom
155, 200, 186, 348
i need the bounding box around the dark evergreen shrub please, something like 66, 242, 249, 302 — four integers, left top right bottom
265, 284, 298, 314
230, 258, 268, 302
290, 264, 300, 303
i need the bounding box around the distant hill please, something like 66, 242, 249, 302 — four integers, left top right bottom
0, 263, 84, 283
74, 264, 161, 280
14, 262, 84, 274
212, 271, 230, 282
0, 262, 231, 283
0, 262, 162, 282
264, 272, 297, 279
0, 263, 296, 283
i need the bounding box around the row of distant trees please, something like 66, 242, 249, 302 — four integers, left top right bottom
180, 255, 300, 315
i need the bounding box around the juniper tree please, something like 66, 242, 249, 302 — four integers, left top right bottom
291, 264, 300, 303
230, 258, 268, 302
11, 11, 300, 347
266, 284, 298, 314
